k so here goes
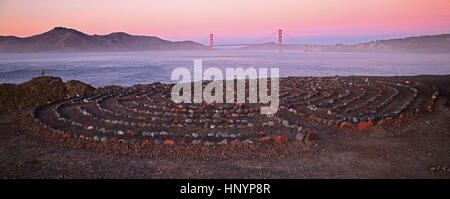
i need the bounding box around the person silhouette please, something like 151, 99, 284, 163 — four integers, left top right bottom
41, 69, 45, 76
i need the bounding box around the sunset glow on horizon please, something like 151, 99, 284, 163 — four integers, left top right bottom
1, 0, 449, 44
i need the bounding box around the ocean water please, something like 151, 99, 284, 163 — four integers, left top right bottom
0, 50, 449, 88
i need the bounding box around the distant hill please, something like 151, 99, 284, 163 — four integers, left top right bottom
238, 42, 303, 51
0, 27, 209, 53
317, 34, 450, 53
238, 42, 279, 50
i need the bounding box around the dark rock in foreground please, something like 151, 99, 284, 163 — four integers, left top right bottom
0, 76, 98, 111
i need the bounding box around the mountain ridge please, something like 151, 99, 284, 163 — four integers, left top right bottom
315, 34, 450, 53
0, 27, 209, 53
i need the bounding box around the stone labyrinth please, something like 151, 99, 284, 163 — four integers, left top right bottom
25, 76, 439, 157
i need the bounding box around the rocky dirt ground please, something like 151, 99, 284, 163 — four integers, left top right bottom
1, 75, 449, 179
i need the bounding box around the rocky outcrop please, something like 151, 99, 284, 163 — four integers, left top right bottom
65, 80, 96, 96
0, 76, 96, 111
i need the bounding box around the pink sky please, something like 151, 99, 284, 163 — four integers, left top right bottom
0, 0, 449, 44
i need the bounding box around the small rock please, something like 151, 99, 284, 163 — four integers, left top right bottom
357, 120, 374, 130
163, 140, 174, 145
385, 117, 394, 123
126, 130, 134, 135
160, 131, 168, 136
118, 139, 127, 144
154, 139, 162, 144
217, 139, 228, 145
230, 139, 240, 145
309, 115, 321, 123
142, 131, 151, 136
259, 136, 272, 143
191, 140, 202, 145
151, 132, 159, 137
339, 122, 353, 128
100, 137, 108, 142
327, 120, 335, 126
241, 139, 253, 144
295, 133, 305, 141
273, 136, 288, 143
117, 130, 124, 135
282, 120, 289, 127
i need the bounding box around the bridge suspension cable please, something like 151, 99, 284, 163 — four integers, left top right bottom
198, 35, 212, 45
283, 31, 303, 44
249, 31, 278, 44
212, 35, 233, 45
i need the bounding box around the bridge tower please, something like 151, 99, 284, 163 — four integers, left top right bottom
210, 34, 213, 49
278, 29, 282, 52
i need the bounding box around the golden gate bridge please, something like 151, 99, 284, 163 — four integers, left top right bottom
199, 29, 322, 51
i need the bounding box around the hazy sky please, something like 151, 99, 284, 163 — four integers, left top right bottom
1, 0, 449, 44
